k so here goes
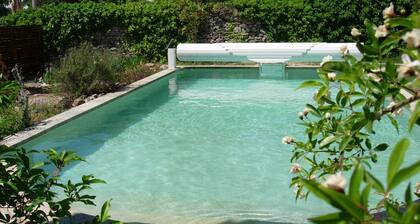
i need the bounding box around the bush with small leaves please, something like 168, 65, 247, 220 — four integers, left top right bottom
51, 42, 124, 99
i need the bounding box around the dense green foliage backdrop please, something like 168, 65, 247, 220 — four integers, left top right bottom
229, 0, 415, 42
0, 0, 416, 60
0, 0, 204, 60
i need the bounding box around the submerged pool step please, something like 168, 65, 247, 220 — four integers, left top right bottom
259, 63, 286, 79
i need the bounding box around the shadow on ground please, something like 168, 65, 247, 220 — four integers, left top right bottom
61, 214, 294, 224
60, 213, 149, 224
218, 220, 293, 224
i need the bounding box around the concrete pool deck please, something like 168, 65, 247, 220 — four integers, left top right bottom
1, 68, 176, 147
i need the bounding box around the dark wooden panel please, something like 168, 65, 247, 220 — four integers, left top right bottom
0, 25, 43, 80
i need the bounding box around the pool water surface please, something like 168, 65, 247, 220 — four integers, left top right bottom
22, 68, 420, 223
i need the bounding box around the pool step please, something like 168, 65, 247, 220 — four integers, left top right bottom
259, 63, 286, 79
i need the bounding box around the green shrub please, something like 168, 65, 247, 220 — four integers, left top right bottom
118, 63, 161, 85
51, 43, 123, 98
228, 0, 414, 42
0, 0, 205, 60
0, 105, 24, 139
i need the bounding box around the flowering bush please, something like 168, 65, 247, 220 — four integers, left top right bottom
283, 5, 420, 223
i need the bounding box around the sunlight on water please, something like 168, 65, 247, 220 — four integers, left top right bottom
22, 68, 419, 224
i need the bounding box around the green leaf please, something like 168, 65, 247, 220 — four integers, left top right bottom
373, 143, 388, 152
316, 86, 329, 102
387, 115, 399, 134
401, 203, 419, 224
360, 184, 371, 208
297, 80, 323, 90
322, 61, 347, 73
339, 136, 351, 151
364, 171, 385, 194
404, 183, 412, 206
305, 104, 321, 117
301, 179, 365, 220
31, 162, 45, 169
388, 160, 420, 191
351, 98, 366, 108
309, 212, 348, 224
387, 138, 410, 186
386, 17, 414, 29
385, 200, 402, 220
408, 102, 420, 132
320, 135, 337, 148
349, 163, 363, 202
99, 200, 111, 223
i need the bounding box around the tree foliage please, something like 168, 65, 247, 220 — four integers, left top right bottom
284, 5, 420, 223
229, 0, 415, 42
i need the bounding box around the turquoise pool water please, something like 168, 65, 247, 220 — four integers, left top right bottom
22, 68, 419, 223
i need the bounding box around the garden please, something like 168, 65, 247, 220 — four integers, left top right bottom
0, 0, 419, 223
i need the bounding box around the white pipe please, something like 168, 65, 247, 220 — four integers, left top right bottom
168, 48, 176, 69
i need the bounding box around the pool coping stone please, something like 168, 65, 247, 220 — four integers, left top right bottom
1, 68, 176, 147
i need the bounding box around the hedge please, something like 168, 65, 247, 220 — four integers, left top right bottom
0, 0, 416, 60
0, 0, 204, 60
228, 0, 415, 42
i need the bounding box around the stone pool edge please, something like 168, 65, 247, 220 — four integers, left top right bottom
1, 68, 177, 147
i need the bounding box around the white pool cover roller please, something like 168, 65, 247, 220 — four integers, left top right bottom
177, 43, 361, 63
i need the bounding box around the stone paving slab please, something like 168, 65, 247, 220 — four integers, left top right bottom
1, 69, 176, 147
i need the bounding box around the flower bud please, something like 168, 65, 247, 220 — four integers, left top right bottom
282, 136, 294, 145
303, 107, 310, 116
382, 3, 395, 19
327, 72, 336, 81
322, 172, 346, 193
340, 45, 349, 55
298, 112, 305, 120
402, 29, 420, 48
325, 112, 331, 119
290, 163, 302, 173
351, 28, 361, 37
374, 25, 388, 38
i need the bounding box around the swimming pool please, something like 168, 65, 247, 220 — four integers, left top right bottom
21, 68, 420, 223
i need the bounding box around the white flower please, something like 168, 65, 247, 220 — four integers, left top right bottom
367, 73, 382, 82
416, 182, 420, 195
325, 112, 331, 119
374, 25, 388, 38
290, 163, 302, 173
320, 55, 333, 66
303, 107, 311, 116
383, 3, 395, 19
397, 54, 420, 78
322, 172, 347, 192
402, 29, 420, 48
387, 101, 403, 116
351, 28, 361, 37
327, 72, 336, 81
282, 136, 294, 145
298, 112, 305, 120
340, 45, 349, 55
